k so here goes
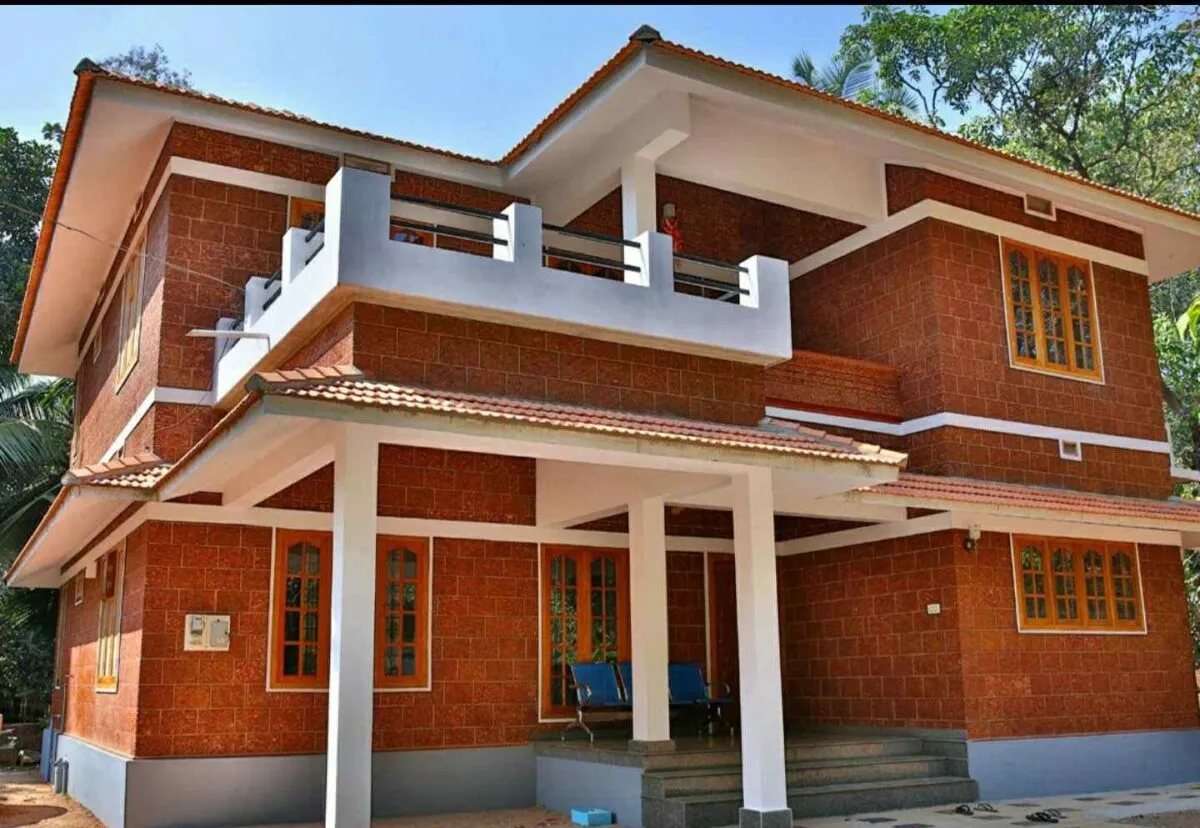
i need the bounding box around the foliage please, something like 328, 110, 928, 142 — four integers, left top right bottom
0, 44, 190, 719
841, 5, 1200, 210
791, 48, 918, 117
0, 128, 56, 360
99, 43, 192, 89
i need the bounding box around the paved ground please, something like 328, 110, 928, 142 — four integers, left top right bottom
0, 769, 101, 828
799, 783, 1200, 828
4, 765, 1200, 828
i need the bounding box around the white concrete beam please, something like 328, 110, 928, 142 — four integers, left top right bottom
222, 424, 334, 509
731, 468, 790, 822
536, 460, 725, 528
325, 425, 378, 828
534, 89, 690, 226
629, 496, 671, 747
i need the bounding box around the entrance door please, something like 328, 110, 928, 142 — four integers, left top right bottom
706, 553, 739, 698
540, 546, 630, 718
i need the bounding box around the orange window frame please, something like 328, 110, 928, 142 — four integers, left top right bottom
271, 530, 333, 689
374, 536, 431, 690
96, 548, 123, 692
1001, 239, 1103, 381
540, 546, 631, 719
1012, 535, 1143, 633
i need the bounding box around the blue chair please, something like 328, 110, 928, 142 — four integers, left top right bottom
617, 662, 634, 705
563, 662, 630, 742
669, 662, 734, 735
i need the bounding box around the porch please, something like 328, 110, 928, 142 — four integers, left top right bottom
143, 370, 905, 828
534, 730, 973, 828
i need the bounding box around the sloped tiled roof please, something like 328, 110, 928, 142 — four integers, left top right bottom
862, 473, 1200, 525
248, 370, 907, 466
63, 453, 170, 489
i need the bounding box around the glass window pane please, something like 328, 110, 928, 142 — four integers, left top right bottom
403, 549, 417, 578
388, 550, 400, 580
388, 583, 401, 611
402, 613, 416, 644
303, 611, 319, 642
285, 577, 301, 608
302, 646, 318, 676
283, 644, 299, 675
305, 579, 320, 608
402, 647, 416, 676
403, 582, 417, 611
306, 545, 320, 575
384, 646, 398, 676
284, 611, 300, 641
287, 545, 303, 574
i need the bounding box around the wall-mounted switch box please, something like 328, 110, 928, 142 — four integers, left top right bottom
926, 603, 942, 616
184, 614, 232, 651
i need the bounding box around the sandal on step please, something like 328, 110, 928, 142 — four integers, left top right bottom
956, 805, 974, 816
976, 803, 998, 813
1027, 813, 1059, 824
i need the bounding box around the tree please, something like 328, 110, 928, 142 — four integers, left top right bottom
99, 43, 192, 89
841, 5, 1200, 210
0, 44, 191, 720
791, 49, 918, 117
0, 128, 56, 359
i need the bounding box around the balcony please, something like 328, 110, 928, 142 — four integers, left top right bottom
215, 168, 791, 401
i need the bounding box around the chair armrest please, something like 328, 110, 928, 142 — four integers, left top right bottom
574, 683, 594, 707
707, 681, 733, 700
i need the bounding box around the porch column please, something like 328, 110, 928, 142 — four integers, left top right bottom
628, 496, 673, 751
325, 425, 379, 828
731, 468, 791, 828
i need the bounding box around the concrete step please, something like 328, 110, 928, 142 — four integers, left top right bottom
643, 776, 979, 828
643, 755, 949, 797
641, 736, 925, 772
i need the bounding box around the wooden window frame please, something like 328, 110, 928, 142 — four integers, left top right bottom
1000, 239, 1103, 383
73, 571, 84, 606
269, 530, 333, 690
374, 536, 432, 691
539, 545, 631, 720
1011, 535, 1145, 634
114, 235, 145, 389
96, 546, 124, 692
288, 197, 326, 231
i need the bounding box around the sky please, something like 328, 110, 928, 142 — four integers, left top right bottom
0, 5, 879, 159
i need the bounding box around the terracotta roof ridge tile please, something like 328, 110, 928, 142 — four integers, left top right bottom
248, 364, 366, 391
65, 453, 165, 483
255, 376, 905, 465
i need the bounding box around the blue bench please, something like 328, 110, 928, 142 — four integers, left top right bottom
669, 662, 734, 735
562, 662, 630, 742
618, 662, 734, 736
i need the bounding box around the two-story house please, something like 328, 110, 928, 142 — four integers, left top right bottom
10, 26, 1200, 828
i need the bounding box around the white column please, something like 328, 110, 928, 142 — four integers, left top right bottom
628, 496, 672, 748
325, 425, 378, 828
731, 468, 791, 826
494, 202, 543, 267
621, 156, 657, 274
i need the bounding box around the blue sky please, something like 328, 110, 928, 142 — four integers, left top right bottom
1, 5, 878, 159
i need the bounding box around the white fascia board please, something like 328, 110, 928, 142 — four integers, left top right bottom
790, 200, 1149, 279
850, 489, 1200, 536
778, 508, 1183, 557
766, 406, 1171, 455
259, 392, 903, 482
99, 81, 505, 190
647, 50, 1200, 241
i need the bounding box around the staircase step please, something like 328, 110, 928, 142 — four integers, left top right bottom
641, 736, 925, 771
643, 776, 979, 828
643, 755, 949, 797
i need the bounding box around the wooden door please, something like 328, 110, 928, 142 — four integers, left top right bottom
706, 553, 739, 696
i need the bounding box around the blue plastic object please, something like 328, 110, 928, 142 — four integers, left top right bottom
571, 807, 614, 826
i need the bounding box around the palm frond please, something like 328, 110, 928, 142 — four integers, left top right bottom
791, 51, 818, 86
